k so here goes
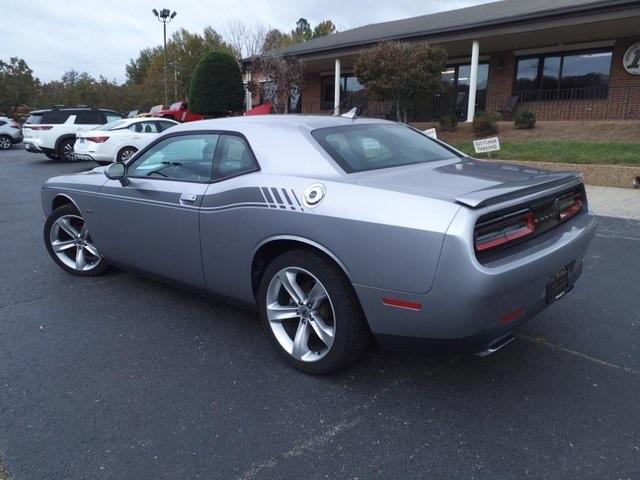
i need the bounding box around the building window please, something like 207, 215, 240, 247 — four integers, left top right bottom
321, 74, 363, 109
438, 62, 489, 119
515, 49, 612, 101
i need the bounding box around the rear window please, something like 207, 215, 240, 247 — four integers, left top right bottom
41, 111, 72, 124
311, 124, 459, 173
25, 114, 43, 124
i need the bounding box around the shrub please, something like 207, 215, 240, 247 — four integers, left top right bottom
514, 109, 536, 129
472, 112, 500, 137
439, 113, 458, 132
189, 50, 245, 118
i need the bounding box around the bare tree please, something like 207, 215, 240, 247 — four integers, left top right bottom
225, 20, 268, 60
248, 55, 304, 113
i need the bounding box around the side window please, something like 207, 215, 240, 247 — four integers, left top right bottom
156, 121, 176, 132
104, 112, 122, 123
213, 134, 259, 181
129, 123, 144, 133
75, 111, 104, 125
127, 134, 219, 182
140, 122, 159, 133
0, 120, 6, 127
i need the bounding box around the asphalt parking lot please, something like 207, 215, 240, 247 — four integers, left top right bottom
1, 146, 639, 480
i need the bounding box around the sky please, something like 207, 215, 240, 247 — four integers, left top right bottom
2, 0, 493, 84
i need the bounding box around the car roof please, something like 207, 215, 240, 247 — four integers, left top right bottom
167, 115, 398, 179
115, 117, 177, 126
172, 114, 394, 133
28, 108, 121, 114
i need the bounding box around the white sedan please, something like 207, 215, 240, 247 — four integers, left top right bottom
73, 118, 178, 164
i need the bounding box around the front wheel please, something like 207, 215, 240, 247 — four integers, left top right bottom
44, 204, 107, 276
45, 151, 60, 161
259, 249, 369, 374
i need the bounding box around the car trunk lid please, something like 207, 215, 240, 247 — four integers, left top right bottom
353, 158, 582, 208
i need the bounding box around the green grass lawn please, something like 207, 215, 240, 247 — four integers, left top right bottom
453, 140, 640, 166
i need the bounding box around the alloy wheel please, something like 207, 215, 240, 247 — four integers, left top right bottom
120, 148, 136, 162
0, 137, 11, 150
49, 214, 102, 271
266, 267, 336, 362
62, 142, 77, 161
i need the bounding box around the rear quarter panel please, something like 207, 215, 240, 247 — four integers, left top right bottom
199, 173, 460, 304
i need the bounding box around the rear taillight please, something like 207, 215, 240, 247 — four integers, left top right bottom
86, 136, 109, 143
558, 195, 583, 221
475, 189, 585, 254
28, 125, 53, 130
475, 212, 535, 252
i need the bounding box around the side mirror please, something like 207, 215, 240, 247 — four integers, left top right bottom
105, 162, 126, 180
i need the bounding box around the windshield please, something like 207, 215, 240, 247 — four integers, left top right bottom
311, 124, 460, 173
93, 120, 127, 131
170, 102, 183, 110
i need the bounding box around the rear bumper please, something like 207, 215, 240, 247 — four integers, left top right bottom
25, 142, 44, 153
355, 211, 597, 344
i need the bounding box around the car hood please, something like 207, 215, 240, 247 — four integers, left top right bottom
352, 158, 582, 208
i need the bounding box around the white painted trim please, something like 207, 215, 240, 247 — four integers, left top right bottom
334, 58, 341, 115
513, 40, 615, 56
466, 40, 480, 123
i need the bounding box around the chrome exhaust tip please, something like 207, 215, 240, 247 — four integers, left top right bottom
475, 334, 515, 357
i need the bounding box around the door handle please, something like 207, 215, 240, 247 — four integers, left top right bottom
180, 193, 198, 204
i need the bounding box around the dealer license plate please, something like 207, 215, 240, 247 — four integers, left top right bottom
546, 266, 569, 304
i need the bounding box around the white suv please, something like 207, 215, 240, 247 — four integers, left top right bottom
23, 107, 123, 161
0, 117, 23, 149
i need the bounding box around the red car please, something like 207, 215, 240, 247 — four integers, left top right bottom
154, 101, 203, 123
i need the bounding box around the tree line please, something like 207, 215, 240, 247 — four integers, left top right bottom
0, 18, 336, 117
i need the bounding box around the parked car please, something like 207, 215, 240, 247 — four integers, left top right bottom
137, 105, 164, 118
41, 115, 597, 374
73, 117, 179, 164
23, 107, 123, 161
0, 116, 23, 149
154, 101, 203, 122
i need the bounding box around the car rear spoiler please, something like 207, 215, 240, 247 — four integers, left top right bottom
455, 172, 583, 208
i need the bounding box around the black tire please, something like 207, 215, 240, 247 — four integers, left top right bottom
44, 204, 107, 276
45, 151, 60, 161
258, 249, 369, 374
117, 146, 138, 163
56, 138, 78, 162
0, 135, 12, 150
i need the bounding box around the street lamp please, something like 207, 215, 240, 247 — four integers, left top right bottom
152, 8, 177, 106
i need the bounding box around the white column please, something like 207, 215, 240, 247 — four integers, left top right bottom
466, 40, 480, 122
334, 58, 341, 115
244, 72, 252, 112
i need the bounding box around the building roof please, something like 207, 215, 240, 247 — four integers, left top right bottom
269, 0, 636, 57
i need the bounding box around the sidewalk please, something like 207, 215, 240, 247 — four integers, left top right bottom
586, 185, 640, 220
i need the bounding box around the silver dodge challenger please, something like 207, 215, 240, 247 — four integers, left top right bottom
42, 115, 597, 374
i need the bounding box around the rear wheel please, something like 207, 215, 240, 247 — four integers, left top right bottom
45, 151, 60, 161
57, 138, 78, 162
117, 146, 137, 163
44, 204, 107, 276
259, 249, 369, 374
0, 135, 12, 150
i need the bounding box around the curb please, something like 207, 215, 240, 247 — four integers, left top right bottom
485, 159, 639, 189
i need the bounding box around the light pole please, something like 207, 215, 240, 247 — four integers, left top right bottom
152, 8, 177, 106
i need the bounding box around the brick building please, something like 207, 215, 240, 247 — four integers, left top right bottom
248, 0, 640, 122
